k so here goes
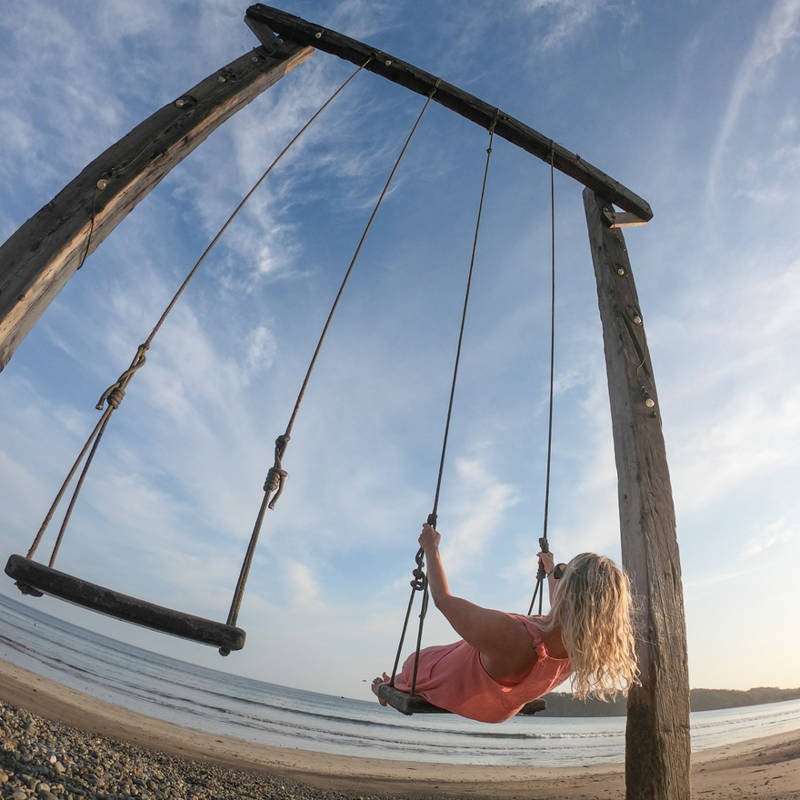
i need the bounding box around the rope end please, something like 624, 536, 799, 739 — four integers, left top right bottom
264, 466, 288, 509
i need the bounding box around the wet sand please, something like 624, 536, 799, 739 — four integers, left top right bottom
1, 659, 798, 799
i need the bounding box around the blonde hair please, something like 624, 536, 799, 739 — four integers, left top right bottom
540, 552, 638, 701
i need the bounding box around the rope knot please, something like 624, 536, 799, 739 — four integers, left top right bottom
264, 466, 288, 494
274, 434, 290, 460
96, 344, 149, 411
410, 547, 427, 591
410, 568, 427, 592
265, 467, 288, 509
106, 386, 126, 409
263, 432, 291, 509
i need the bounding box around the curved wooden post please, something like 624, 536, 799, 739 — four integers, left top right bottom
583, 188, 690, 800
0, 41, 312, 372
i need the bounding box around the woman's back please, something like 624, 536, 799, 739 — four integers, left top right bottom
392, 614, 571, 722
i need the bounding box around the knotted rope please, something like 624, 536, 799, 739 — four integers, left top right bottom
527, 143, 557, 617
23, 60, 369, 570
96, 344, 149, 410
389, 115, 498, 694
220, 81, 441, 649
264, 434, 290, 510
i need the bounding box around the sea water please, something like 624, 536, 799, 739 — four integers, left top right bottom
1, 593, 798, 767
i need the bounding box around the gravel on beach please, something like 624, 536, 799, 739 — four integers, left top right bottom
0, 701, 391, 800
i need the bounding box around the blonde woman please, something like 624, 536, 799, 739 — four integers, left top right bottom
371, 524, 637, 722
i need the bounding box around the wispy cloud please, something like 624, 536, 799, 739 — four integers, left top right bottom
284, 560, 322, 609
774, 143, 800, 172
706, 0, 800, 211
520, 0, 637, 50
674, 391, 799, 513
743, 517, 795, 558
655, 255, 800, 514
439, 455, 518, 574
778, 114, 798, 135
319, 0, 397, 41
684, 566, 752, 589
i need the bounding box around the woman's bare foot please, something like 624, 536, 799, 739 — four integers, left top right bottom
371, 672, 390, 705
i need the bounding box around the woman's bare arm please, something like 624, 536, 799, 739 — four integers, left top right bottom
419, 525, 535, 681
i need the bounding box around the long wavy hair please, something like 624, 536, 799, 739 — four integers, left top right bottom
539, 552, 638, 700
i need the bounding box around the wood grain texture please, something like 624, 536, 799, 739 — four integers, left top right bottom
583, 188, 690, 800
0, 43, 312, 372
377, 684, 547, 716
377, 684, 447, 715
245, 4, 652, 222
4, 555, 245, 651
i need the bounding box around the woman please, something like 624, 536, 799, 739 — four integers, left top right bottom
371, 524, 637, 722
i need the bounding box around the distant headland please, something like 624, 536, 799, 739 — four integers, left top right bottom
538, 686, 800, 716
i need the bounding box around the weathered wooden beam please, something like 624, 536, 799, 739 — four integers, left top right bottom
0, 42, 313, 372
583, 188, 690, 800
603, 209, 649, 228
5, 554, 246, 651
245, 4, 653, 222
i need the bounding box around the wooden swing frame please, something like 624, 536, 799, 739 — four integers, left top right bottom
0, 7, 689, 798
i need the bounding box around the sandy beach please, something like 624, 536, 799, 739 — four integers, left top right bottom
1, 659, 798, 799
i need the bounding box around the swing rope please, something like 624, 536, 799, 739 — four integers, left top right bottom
22, 60, 371, 571
528, 145, 557, 617
221, 81, 443, 644
389, 117, 498, 695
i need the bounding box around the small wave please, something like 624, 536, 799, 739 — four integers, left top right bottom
3, 594, 797, 766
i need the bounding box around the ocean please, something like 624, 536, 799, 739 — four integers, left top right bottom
1, 593, 798, 767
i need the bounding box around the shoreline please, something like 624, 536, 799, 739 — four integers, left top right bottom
1, 659, 799, 799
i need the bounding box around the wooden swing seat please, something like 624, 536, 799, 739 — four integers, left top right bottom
4, 555, 245, 652
378, 683, 546, 716
378, 684, 446, 714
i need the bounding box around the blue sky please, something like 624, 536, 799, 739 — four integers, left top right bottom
1, 0, 798, 701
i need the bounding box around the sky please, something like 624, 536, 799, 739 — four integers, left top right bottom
0, 0, 798, 702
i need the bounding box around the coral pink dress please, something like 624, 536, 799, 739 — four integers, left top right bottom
391, 614, 571, 722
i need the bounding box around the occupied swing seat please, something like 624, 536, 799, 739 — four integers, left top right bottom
4, 555, 245, 652
378, 683, 546, 716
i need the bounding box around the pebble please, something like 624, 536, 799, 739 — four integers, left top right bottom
0, 700, 418, 800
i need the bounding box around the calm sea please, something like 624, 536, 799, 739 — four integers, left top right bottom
1, 593, 798, 767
